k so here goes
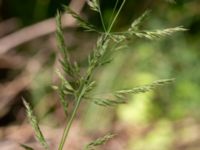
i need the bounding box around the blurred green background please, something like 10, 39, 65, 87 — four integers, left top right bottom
0, 0, 200, 150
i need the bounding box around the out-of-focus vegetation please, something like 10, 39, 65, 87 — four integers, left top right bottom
0, 0, 200, 150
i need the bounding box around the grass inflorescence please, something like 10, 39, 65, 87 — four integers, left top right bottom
22, 0, 186, 149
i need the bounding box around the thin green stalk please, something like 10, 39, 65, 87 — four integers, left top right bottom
58, 36, 109, 149
107, 0, 126, 34
97, 0, 107, 32
108, 0, 119, 27
58, 1, 128, 149
58, 88, 85, 150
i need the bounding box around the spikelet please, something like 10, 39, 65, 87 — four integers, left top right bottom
87, 0, 99, 12
64, 6, 96, 31
23, 99, 49, 150
84, 133, 115, 150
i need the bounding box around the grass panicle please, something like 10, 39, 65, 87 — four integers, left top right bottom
132, 26, 187, 40
23, 0, 186, 149
84, 133, 115, 150
90, 79, 175, 107
56, 11, 80, 79
115, 78, 175, 95
22, 99, 49, 150
113, 11, 186, 41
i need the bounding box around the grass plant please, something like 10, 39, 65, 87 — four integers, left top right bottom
22, 0, 185, 149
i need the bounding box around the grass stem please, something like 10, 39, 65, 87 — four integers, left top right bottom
58, 88, 85, 150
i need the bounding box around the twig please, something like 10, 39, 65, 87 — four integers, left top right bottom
0, 0, 86, 55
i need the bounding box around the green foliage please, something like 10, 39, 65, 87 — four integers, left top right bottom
23, 99, 49, 150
